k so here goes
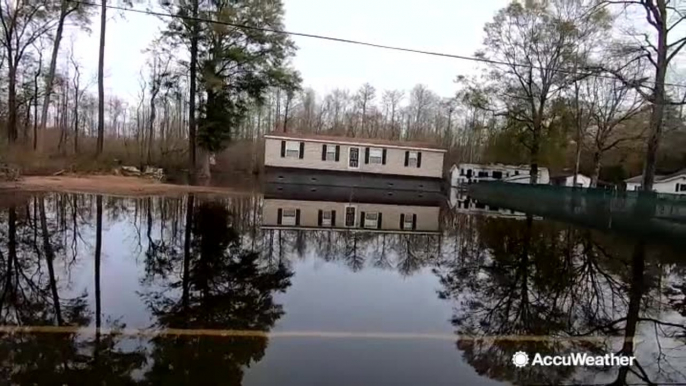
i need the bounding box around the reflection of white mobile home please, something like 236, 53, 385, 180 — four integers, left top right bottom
449, 188, 527, 218
450, 163, 550, 187
625, 169, 686, 195
262, 199, 441, 234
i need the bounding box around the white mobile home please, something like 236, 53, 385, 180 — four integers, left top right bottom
550, 173, 591, 188
450, 163, 550, 187
264, 133, 446, 179
625, 169, 686, 194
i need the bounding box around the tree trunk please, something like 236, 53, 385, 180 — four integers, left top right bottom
590, 150, 601, 188
283, 92, 292, 133
530, 125, 540, 185
148, 91, 157, 165
93, 195, 103, 365
573, 136, 582, 188
7, 59, 18, 143
188, 0, 199, 179
33, 59, 42, 150
3, 206, 17, 310
37, 5, 69, 152
613, 241, 645, 384
572, 83, 582, 189
182, 194, 194, 320
39, 198, 63, 325
641, 23, 668, 192
198, 148, 211, 182
74, 89, 79, 154
96, 1, 107, 155
94, 195, 103, 333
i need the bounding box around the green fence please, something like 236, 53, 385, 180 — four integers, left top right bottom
467, 182, 686, 246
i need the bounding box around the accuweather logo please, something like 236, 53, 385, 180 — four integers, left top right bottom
512, 352, 635, 367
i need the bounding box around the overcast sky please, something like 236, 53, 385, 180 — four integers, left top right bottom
69, 0, 507, 103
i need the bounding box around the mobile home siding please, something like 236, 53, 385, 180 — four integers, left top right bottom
264, 137, 444, 178
263, 199, 440, 231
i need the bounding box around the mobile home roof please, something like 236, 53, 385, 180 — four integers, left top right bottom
265, 133, 447, 153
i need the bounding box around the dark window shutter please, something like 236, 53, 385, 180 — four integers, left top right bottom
382, 149, 387, 165
676, 183, 679, 192
417, 152, 422, 168
404, 151, 409, 167
331, 210, 336, 227
280, 141, 286, 157
412, 214, 417, 230
335, 145, 340, 161
400, 213, 405, 229
377, 213, 382, 229
277, 208, 283, 225
360, 211, 365, 228
299, 142, 305, 159
295, 209, 301, 226
318, 209, 323, 226
365, 147, 370, 164
322, 145, 327, 161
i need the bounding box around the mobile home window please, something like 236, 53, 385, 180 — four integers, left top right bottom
345, 206, 356, 227
678, 183, 686, 192
322, 210, 332, 226
318, 209, 335, 227
363, 212, 380, 229
370, 148, 383, 164
325, 145, 337, 161
285, 141, 301, 158
406, 151, 420, 167
282, 208, 297, 226
401, 213, 416, 230
478, 171, 488, 178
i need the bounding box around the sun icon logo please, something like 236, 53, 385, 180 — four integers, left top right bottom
512, 351, 529, 368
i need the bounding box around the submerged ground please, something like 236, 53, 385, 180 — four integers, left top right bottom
0, 182, 685, 385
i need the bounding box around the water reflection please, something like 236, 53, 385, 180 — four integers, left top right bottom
141, 198, 292, 384
0, 191, 684, 385
435, 214, 686, 385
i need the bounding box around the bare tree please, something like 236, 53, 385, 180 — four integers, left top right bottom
478, 0, 610, 184
146, 49, 172, 165
36, 0, 90, 152
382, 90, 404, 139
586, 73, 647, 186
96, 0, 106, 155
601, 0, 686, 191
355, 83, 376, 136
0, 0, 57, 143
69, 42, 85, 154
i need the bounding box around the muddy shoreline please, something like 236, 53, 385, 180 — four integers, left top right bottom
0, 175, 252, 197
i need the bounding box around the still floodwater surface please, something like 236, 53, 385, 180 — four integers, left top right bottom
0, 191, 685, 385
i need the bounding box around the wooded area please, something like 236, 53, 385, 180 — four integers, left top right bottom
0, 0, 685, 187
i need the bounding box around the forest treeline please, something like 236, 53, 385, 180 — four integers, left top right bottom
1, 0, 686, 186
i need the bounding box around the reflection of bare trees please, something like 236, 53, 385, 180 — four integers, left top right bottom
0, 196, 144, 384
436, 213, 686, 385
259, 228, 442, 274
140, 200, 293, 385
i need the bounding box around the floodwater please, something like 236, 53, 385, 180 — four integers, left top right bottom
0, 188, 685, 385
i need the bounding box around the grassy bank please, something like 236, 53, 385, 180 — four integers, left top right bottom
2, 130, 265, 177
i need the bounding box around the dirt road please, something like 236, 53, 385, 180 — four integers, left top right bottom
0, 175, 249, 197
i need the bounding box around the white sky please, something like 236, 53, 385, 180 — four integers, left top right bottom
69, 0, 507, 103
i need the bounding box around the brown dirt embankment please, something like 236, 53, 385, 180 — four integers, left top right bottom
0, 175, 248, 197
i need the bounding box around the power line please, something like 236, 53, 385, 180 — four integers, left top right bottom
69, 0, 686, 90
